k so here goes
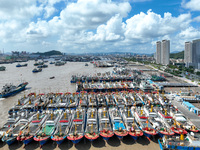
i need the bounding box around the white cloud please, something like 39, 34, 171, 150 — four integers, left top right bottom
0, 0, 198, 53
125, 10, 191, 41
178, 26, 200, 39
182, 0, 200, 11
193, 16, 200, 22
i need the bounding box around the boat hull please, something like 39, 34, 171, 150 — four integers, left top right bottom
51, 135, 66, 145
85, 134, 99, 142
33, 136, 50, 146
100, 132, 114, 141
22, 136, 34, 145
3, 137, 17, 145
67, 135, 83, 144
114, 131, 128, 140
129, 131, 143, 140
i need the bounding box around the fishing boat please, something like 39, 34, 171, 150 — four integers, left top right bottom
105, 93, 116, 107
133, 106, 157, 139
8, 96, 30, 114
67, 93, 78, 109
170, 107, 199, 132
33, 111, 61, 148
98, 108, 114, 141
18, 112, 48, 146
96, 93, 107, 107
109, 108, 128, 140
121, 92, 134, 107
157, 106, 188, 135
0, 113, 20, 140
78, 92, 88, 108
85, 108, 99, 142
67, 107, 85, 144
129, 92, 144, 106
88, 93, 97, 107
158, 132, 200, 150
51, 109, 73, 145
113, 94, 125, 108
0, 82, 28, 98
144, 105, 174, 137
121, 107, 143, 140
2, 111, 34, 145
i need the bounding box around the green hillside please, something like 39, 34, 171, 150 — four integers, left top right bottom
33, 50, 63, 56
170, 51, 184, 59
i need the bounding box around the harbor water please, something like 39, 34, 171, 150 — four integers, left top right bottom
0, 61, 159, 150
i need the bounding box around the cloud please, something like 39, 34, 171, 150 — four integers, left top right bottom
124, 10, 191, 42
178, 26, 200, 39
182, 0, 200, 11
193, 16, 200, 22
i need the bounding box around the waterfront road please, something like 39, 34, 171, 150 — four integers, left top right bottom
172, 100, 200, 129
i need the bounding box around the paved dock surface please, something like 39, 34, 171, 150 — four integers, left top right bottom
172, 100, 200, 128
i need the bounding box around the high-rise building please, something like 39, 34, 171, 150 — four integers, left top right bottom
161, 40, 170, 65
156, 40, 170, 65
185, 39, 200, 69
156, 41, 161, 64
184, 41, 193, 65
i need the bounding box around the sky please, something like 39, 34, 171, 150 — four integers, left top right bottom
0, 0, 200, 54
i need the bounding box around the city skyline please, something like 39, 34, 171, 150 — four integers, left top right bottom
0, 0, 200, 53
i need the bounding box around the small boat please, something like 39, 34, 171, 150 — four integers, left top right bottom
0, 82, 28, 98
109, 108, 128, 140
121, 107, 143, 140
16, 63, 28, 67
50, 76, 55, 79
2, 111, 34, 145
33, 111, 61, 148
85, 108, 99, 142
18, 112, 48, 146
67, 107, 85, 144
32, 68, 42, 73
133, 106, 157, 139
37, 64, 48, 68
98, 108, 114, 141
0, 66, 6, 71
51, 109, 73, 145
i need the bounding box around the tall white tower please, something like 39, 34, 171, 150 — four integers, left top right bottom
156, 41, 161, 64
161, 40, 170, 65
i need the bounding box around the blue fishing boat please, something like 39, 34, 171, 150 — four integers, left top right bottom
109, 108, 128, 140
67, 107, 85, 144
18, 113, 48, 146
0, 82, 28, 98
51, 109, 73, 146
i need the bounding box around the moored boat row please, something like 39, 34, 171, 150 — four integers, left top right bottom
0, 92, 199, 149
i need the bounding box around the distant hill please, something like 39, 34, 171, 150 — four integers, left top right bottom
33, 50, 63, 56
170, 51, 184, 59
